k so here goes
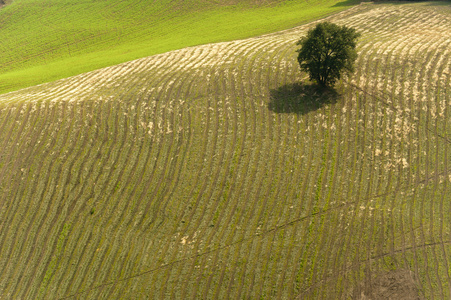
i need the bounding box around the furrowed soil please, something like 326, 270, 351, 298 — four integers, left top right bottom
0, 1, 450, 299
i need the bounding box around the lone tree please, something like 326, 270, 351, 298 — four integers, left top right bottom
297, 22, 360, 87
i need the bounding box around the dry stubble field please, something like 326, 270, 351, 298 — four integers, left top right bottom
0, 2, 451, 299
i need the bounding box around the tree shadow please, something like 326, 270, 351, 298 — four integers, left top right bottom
268, 82, 339, 115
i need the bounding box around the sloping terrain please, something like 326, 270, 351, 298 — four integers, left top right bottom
0, 0, 356, 94
0, 1, 451, 299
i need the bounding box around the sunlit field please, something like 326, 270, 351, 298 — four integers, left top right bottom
0, 0, 357, 94
0, 1, 451, 299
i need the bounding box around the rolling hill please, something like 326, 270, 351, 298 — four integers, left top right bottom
1, 1, 451, 299
0, 0, 357, 94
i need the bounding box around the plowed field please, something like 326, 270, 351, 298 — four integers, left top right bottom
0, 2, 450, 299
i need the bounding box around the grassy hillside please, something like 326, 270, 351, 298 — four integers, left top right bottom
1, 1, 451, 299
0, 0, 357, 94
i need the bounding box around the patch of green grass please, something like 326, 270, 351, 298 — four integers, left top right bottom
38, 223, 71, 297
0, 0, 358, 94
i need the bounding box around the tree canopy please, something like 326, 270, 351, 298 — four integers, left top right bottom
297, 22, 360, 87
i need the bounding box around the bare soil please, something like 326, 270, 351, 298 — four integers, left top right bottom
356, 269, 424, 300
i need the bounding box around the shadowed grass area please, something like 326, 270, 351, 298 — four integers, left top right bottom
268, 82, 339, 114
